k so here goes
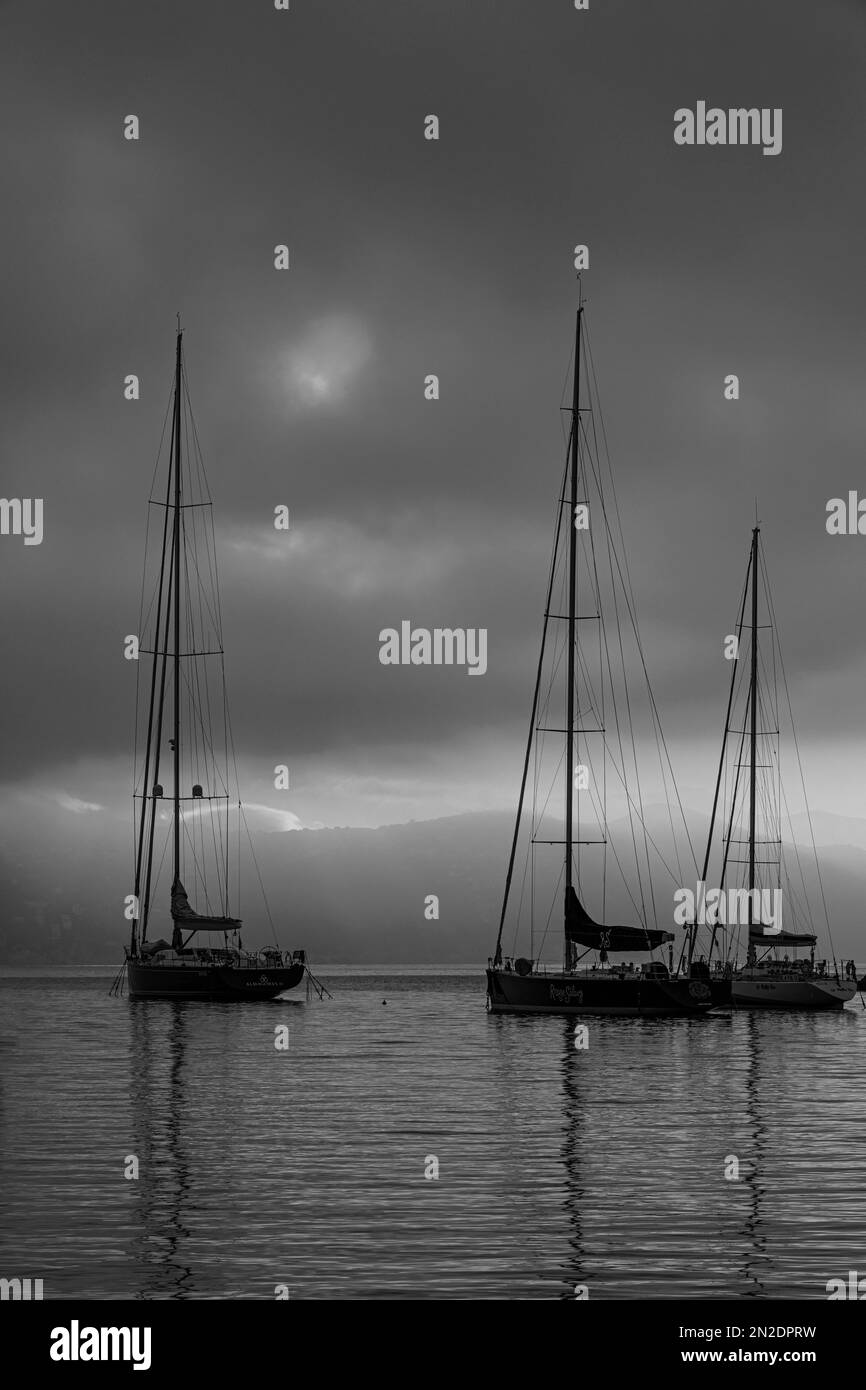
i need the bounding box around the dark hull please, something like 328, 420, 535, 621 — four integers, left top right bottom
127, 960, 305, 1001
486, 967, 730, 1017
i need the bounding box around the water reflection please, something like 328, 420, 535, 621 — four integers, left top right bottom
1, 971, 865, 1299
129, 1003, 194, 1298
741, 1010, 769, 1296
559, 1018, 588, 1299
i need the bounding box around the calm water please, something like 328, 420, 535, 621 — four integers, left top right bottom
1, 966, 865, 1300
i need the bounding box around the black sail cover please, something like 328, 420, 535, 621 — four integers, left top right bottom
171, 877, 242, 930
565, 887, 673, 952
749, 927, 816, 946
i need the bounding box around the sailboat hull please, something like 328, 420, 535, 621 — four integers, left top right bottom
732, 974, 856, 1010
486, 968, 730, 1017
127, 960, 305, 1001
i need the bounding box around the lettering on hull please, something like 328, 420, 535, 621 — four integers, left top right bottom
549, 984, 583, 1004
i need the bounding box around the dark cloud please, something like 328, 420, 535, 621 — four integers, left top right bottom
1, 0, 865, 838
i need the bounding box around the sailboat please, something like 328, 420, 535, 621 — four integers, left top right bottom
486, 303, 731, 1017
694, 525, 860, 1009
123, 328, 306, 1001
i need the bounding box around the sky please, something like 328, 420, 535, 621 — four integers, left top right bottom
1, 0, 866, 874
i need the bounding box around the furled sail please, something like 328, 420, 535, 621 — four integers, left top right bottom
565, 886, 673, 952
171, 877, 241, 930
139, 937, 172, 956
748, 927, 816, 946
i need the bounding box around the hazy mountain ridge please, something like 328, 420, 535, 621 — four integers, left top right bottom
1, 807, 864, 964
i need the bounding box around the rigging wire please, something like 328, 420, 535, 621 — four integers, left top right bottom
584, 325, 699, 881
759, 543, 836, 963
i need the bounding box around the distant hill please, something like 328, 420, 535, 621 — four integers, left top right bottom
1, 807, 864, 964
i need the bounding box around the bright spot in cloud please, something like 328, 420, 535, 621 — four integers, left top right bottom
57, 792, 102, 814
299, 371, 330, 400
240, 803, 303, 832
285, 315, 372, 408
175, 801, 302, 833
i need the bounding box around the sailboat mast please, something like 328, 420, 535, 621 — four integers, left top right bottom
172, 330, 183, 889
685, 553, 751, 971
130, 458, 174, 956
748, 525, 759, 928
565, 307, 582, 939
